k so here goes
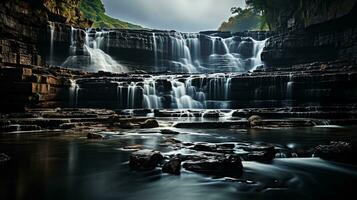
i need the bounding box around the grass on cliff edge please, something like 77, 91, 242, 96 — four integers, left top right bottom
79, 0, 142, 29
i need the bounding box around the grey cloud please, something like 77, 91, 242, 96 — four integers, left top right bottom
102, 0, 246, 32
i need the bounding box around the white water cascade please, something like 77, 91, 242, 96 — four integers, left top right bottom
62, 28, 127, 73
109, 74, 233, 109
49, 22, 55, 65
151, 33, 267, 73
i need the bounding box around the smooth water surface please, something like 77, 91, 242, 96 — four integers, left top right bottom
1, 126, 357, 200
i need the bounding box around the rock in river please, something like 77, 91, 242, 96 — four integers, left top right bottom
87, 133, 107, 140
129, 150, 164, 171
162, 157, 182, 175
313, 141, 354, 163
140, 119, 159, 128
183, 155, 243, 177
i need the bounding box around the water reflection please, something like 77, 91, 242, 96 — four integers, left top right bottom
0, 127, 356, 200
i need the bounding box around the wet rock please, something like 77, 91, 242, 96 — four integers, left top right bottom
192, 143, 217, 152
242, 144, 276, 162
162, 158, 181, 175
129, 150, 164, 171
59, 123, 81, 129
202, 111, 221, 118
160, 129, 180, 135
183, 155, 243, 177
0, 153, 10, 162
174, 121, 249, 129
87, 133, 106, 140
119, 121, 136, 129
313, 141, 354, 163
140, 119, 159, 128
248, 115, 262, 126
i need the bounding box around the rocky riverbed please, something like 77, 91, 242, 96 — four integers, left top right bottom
1, 121, 357, 200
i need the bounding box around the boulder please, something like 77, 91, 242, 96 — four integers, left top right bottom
183, 155, 243, 177
192, 143, 217, 152
129, 150, 164, 171
313, 141, 354, 163
202, 111, 221, 118
248, 115, 263, 126
162, 158, 182, 175
140, 119, 159, 128
242, 143, 275, 162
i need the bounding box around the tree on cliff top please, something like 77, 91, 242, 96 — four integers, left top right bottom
79, 0, 142, 29
218, 7, 268, 32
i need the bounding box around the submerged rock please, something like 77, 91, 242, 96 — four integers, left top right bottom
241, 143, 275, 162
129, 150, 164, 171
140, 119, 159, 128
183, 155, 243, 177
162, 158, 182, 175
160, 129, 180, 135
87, 133, 106, 140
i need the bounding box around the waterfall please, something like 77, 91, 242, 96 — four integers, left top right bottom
62, 28, 127, 73
251, 38, 268, 71
49, 22, 55, 65
127, 82, 139, 109
143, 78, 162, 109
69, 79, 79, 107
153, 33, 158, 70
287, 73, 294, 99
151, 33, 267, 73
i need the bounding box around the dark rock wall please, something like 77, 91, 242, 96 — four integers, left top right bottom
0, 0, 91, 111
71, 61, 357, 109
261, 0, 357, 67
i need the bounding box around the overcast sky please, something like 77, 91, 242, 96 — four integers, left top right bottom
102, 0, 246, 32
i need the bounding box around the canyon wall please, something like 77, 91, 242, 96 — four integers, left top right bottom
0, 0, 90, 111
261, 0, 357, 67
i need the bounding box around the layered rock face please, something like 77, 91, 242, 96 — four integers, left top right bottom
69, 60, 357, 110
0, 0, 91, 68
0, 0, 91, 111
261, 0, 357, 67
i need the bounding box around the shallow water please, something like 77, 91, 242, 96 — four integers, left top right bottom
1, 126, 357, 200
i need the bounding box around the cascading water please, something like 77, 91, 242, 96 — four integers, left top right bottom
62, 28, 127, 73
98, 74, 232, 109
69, 79, 79, 107
150, 32, 267, 73
49, 22, 55, 65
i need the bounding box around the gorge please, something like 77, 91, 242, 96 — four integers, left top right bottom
1, 0, 357, 200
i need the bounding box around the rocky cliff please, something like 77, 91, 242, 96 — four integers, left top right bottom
0, 0, 91, 111
261, 0, 357, 67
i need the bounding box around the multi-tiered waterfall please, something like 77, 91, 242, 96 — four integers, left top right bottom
55, 28, 268, 73
151, 33, 267, 73
49, 27, 270, 109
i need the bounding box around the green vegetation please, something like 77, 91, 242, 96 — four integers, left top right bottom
244, 0, 341, 31
218, 7, 268, 32
79, 0, 142, 29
